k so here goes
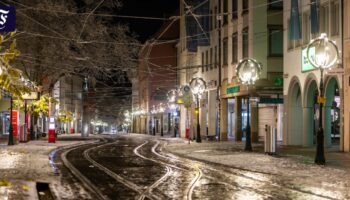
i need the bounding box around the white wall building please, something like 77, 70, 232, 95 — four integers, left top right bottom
178, 0, 284, 142
283, 0, 343, 149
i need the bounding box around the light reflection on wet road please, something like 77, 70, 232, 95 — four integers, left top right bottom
62, 135, 343, 200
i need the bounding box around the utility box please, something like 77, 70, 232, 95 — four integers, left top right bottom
19, 124, 28, 142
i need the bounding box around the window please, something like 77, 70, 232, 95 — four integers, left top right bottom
223, 0, 228, 24
210, 48, 213, 69
206, 50, 209, 71
319, 4, 329, 35
331, 0, 339, 36
214, 46, 218, 68
269, 26, 283, 56
201, 52, 205, 72
268, 0, 283, 10
242, 28, 249, 58
242, 0, 249, 15
302, 12, 310, 45
223, 38, 228, 65
232, 0, 238, 19
210, 10, 213, 30
214, 6, 218, 29
287, 19, 293, 49
232, 33, 238, 63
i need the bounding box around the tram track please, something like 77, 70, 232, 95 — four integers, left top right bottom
60, 135, 337, 200
61, 139, 143, 200
61, 141, 110, 200
155, 140, 338, 200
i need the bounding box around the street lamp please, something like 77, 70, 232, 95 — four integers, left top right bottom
236, 58, 262, 151
190, 77, 206, 143
307, 33, 339, 165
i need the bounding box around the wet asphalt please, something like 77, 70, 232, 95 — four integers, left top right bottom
57, 135, 339, 200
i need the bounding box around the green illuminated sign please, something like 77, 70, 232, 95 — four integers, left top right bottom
301, 47, 316, 72
227, 86, 240, 94
274, 77, 283, 87
259, 97, 283, 104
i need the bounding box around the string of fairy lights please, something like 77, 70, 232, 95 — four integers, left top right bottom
0, 0, 300, 123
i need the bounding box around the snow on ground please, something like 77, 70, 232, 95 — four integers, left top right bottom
0, 135, 97, 200
164, 140, 350, 199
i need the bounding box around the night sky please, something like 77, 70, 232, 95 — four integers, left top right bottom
118, 0, 179, 42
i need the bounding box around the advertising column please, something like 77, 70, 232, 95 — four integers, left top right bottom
11, 110, 18, 140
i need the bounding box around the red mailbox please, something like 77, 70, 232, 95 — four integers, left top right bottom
70, 128, 75, 134
186, 128, 189, 139
48, 129, 56, 143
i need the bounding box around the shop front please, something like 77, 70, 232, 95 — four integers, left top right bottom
221, 80, 283, 143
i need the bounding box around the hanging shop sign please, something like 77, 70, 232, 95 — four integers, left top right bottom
259, 97, 283, 104
301, 46, 316, 72
226, 86, 240, 94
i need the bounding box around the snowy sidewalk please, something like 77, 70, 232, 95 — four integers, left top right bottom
0, 134, 98, 200
164, 139, 350, 199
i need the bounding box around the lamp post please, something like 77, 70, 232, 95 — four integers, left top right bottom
307, 33, 339, 165
190, 77, 206, 143
236, 58, 262, 151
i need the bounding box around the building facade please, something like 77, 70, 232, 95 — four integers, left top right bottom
343, 0, 350, 152
283, 0, 343, 149
133, 19, 179, 136
178, 0, 284, 142
53, 76, 83, 134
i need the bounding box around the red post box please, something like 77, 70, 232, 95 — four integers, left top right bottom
48, 129, 56, 143
186, 128, 189, 139
70, 128, 75, 134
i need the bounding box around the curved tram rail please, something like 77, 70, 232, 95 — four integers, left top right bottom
60, 136, 337, 200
